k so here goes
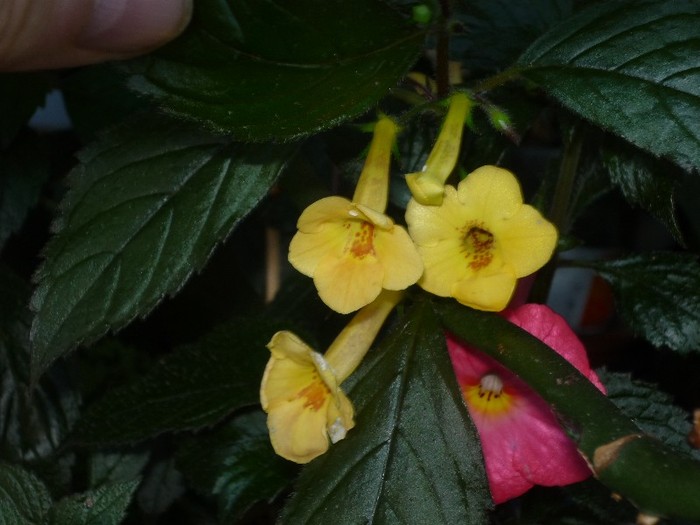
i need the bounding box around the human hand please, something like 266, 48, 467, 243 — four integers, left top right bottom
0, 0, 192, 71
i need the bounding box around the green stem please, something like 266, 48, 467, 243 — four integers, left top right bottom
471, 66, 523, 93
438, 300, 700, 521
529, 125, 583, 303
435, 0, 451, 97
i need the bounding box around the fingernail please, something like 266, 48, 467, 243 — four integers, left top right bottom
81, 0, 192, 52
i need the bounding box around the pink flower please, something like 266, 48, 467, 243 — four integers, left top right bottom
447, 304, 605, 504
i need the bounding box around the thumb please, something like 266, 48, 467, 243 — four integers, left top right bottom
0, 0, 192, 71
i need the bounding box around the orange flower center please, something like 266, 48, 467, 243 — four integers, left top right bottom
348, 221, 376, 259
296, 373, 330, 411
463, 373, 513, 416
461, 222, 494, 270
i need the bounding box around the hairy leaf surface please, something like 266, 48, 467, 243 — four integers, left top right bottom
124, 0, 424, 140
30, 114, 294, 377
71, 317, 280, 445
0, 463, 52, 524
49, 480, 139, 525
586, 253, 700, 353
176, 410, 296, 523
281, 301, 491, 524
518, 0, 700, 170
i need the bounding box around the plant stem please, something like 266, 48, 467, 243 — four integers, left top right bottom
438, 301, 700, 522
435, 0, 451, 97
530, 125, 583, 303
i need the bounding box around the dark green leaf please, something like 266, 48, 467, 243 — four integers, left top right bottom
517, 0, 700, 171
0, 73, 49, 148
597, 370, 700, 460
0, 463, 52, 524
0, 268, 81, 463
30, 113, 295, 378
454, 0, 573, 74
60, 64, 150, 142
49, 480, 139, 525
71, 317, 282, 445
136, 459, 185, 516
88, 450, 150, 488
124, 0, 424, 141
602, 140, 682, 243
281, 300, 491, 524
176, 410, 296, 523
585, 253, 700, 352
0, 131, 49, 251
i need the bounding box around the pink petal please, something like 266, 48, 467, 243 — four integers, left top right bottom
448, 303, 604, 504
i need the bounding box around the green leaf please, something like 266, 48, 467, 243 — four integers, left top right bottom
176, 410, 296, 523
597, 370, 700, 460
88, 450, 150, 488
123, 0, 424, 141
0, 131, 49, 251
49, 480, 139, 525
454, 0, 573, 74
0, 267, 81, 463
602, 140, 682, 243
281, 300, 491, 524
71, 317, 282, 445
135, 459, 184, 516
584, 253, 700, 353
0, 463, 52, 525
0, 73, 49, 148
30, 113, 295, 378
517, 0, 700, 171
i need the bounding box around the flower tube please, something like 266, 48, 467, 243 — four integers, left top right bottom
261, 290, 402, 463
288, 117, 422, 314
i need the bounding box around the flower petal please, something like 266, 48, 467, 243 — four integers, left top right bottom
289, 221, 347, 277
267, 396, 332, 463
506, 304, 605, 392
451, 268, 516, 311
496, 205, 558, 277
457, 166, 524, 222
416, 236, 470, 297
373, 226, 423, 290
406, 185, 467, 246
314, 251, 383, 314
296, 196, 354, 232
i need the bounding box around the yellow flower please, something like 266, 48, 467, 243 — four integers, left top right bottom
405, 165, 557, 311
288, 117, 422, 314
405, 92, 472, 206
261, 290, 402, 463
261, 331, 354, 464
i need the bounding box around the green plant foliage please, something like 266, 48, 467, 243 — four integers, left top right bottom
71, 317, 282, 445
176, 410, 296, 523
585, 253, 700, 352
518, 0, 700, 171
30, 114, 295, 377
49, 480, 140, 525
281, 301, 492, 524
124, 0, 425, 141
602, 140, 682, 243
0, 463, 52, 524
598, 370, 700, 459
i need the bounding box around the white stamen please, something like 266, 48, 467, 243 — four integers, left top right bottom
328, 418, 348, 443
480, 373, 504, 394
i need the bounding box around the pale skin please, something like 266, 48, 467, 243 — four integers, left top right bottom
0, 0, 192, 71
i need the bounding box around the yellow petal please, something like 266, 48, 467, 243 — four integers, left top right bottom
267, 396, 332, 463
406, 185, 467, 246
314, 251, 384, 314
415, 236, 470, 297
451, 269, 517, 311
497, 205, 558, 277
457, 166, 524, 221
374, 226, 423, 290
405, 171, 446, 206
296, 196, 354, 233
352, 117, 398, 212
288, 222, 347, 277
